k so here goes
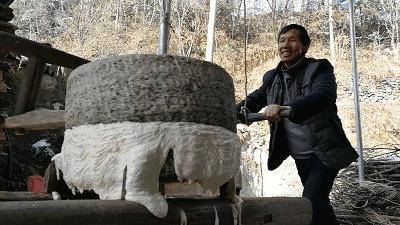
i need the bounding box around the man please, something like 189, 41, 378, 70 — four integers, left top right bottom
235, 24, 359, 225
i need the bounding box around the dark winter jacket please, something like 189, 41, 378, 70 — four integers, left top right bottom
236, 57, 359, 170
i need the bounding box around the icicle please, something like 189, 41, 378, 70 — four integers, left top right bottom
177, 175, 184, 183
179, 207, 187, 225
211, 186, 219, 196
52, 191, 61, 200
71, 187, 77, 196
231, 195, 243, 225
77, 187, 83, 194
214, 206, 219, 225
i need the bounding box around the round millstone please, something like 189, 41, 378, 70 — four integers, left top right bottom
66, 54, 237, 132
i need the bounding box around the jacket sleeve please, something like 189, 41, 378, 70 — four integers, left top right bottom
235, 70, 272, 113
289, 59, 337, 124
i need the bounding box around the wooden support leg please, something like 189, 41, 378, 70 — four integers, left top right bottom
219, 178, 236, 200
14, 56, 46, 115
13, 56, 46, 135
43, 161, 57, 194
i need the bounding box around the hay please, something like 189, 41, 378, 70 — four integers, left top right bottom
331, 144, 400, 225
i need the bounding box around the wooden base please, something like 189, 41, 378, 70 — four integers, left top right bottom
0, 197, 312, 225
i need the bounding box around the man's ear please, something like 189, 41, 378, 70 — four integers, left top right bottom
302, 43, 310, 53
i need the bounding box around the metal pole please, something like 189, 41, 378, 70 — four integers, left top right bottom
348, 0, 365, 180
329, 0, 335, 65
158, 0, 171, 54
205, 0, 217, 62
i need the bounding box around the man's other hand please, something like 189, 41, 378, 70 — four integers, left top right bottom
262, 104, 291, 124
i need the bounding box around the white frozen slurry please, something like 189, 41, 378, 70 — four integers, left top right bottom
52, 121, 241, 218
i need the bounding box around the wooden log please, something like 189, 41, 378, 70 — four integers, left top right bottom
0, 192, 52, 201
0, 31, 90, 69
241, 197, 312, 225
170, 197, 235, 224
0, 199, 181, 225
0, 197, 312, 225
1, 109, 65, 130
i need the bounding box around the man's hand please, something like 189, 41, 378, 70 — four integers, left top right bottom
262, 104, 292, 124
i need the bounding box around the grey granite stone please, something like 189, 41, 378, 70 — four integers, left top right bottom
66, 54, 237, 132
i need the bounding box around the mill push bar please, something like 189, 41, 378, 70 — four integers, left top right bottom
236, 109, 294, 124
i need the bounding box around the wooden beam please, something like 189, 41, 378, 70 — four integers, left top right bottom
0, 197, 312, 225
0, 31, 90, 69
0, 192, 52, 201
2, 108, 65, 130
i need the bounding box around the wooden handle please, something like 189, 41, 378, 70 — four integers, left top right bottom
237, 109, 294, 123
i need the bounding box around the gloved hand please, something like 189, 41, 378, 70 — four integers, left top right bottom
262, 104, 291, 124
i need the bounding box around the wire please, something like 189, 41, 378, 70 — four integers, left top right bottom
243, 0, 248, 109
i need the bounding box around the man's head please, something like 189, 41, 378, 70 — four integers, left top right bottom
277, 24, 310, 67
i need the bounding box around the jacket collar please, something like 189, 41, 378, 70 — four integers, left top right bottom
277, 56, 308, 76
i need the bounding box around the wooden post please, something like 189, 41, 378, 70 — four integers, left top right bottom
14, 56, 46, 116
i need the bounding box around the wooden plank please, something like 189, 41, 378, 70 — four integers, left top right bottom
0, 192, 52, 201
0, 197, 312, 225
43, 161, 57, 194
0, 31, 90, 69
2, 108, 65, 130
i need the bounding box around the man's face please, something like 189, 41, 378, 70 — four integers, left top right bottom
278, 29, 309, 67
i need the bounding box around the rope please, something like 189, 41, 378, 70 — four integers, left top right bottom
241, 0, 250, 125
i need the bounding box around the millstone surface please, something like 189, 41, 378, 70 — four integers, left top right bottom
66, 54, 237, 132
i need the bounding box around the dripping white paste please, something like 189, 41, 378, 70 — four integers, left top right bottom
52, 121, 241, 218
231, 195, 243, 225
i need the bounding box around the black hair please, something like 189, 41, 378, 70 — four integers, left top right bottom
277, 24, 311, 46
